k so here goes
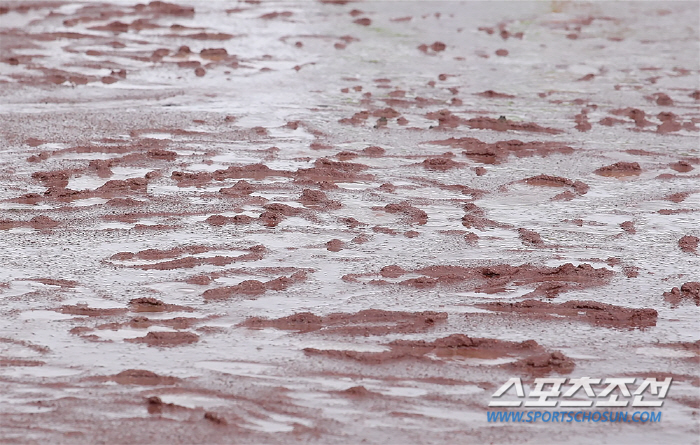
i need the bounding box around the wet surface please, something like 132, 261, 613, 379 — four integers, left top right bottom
0, 1, 698, 444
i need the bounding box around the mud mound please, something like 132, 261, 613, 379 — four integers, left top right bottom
664, 282, 700, 306
244, 309, 447, 335
478, 299, 657, 328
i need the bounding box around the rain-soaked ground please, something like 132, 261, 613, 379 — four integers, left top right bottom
0, 1, 698, 444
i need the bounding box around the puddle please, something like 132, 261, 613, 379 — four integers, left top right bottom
0, 1, 697, 443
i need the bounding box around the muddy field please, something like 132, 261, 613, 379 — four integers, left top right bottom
0, 1, 698, 444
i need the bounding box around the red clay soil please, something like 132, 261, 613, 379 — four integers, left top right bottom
574, 111, 592, 132
475, 90, 515, 99
1, 1, 698, 443
670, 160, 695, 173
380, 265, 407, 278
656, 112, 696, 134
326, 239, 344, 251
678, 235, 699, 253
111, 369, 180, 385
428, 137, 574, 164
128, 297, 195, 313
220, 180, 255, 197
611, 108, 654, 127
203, 272, 307, 300
620, 221, 636, 234
126, 331, 200, 347
518, 228, 544, 247
112, 245, 211, 261
299, 189, 342, 209
465, 117, 563, 134
122, 245, 266, 270
461, 203, 509, 230
594, 162, 642, 177
0, 215, 60, 230
58, 305, 129, 317
417, 41, 447, 54
382, 202, 429, 225
408, 262, 613, 297
206, 214, 254, 226
663, 282, 700, 306
304, 333, 574, 375
28, 278, 79, 287
522, 174, 589, 195
335, 385, 379, 398
420, 157, 465, 171
665, 191, 692, 203
508, 351, 575, 376
477, 299, 658, 328
339, 263, 614, 299
242, 309, 448, 335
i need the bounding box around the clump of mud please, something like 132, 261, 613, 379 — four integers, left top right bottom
111, 369, 179, 385
243, 309, 447, 335
478, 299, 657, 328
429, 137, 573, 164
678, 235, 699, 253
594, 162, 642, 177
126, 331, 199, 346
304, 333, 575, 375
664, 282, 700, 306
